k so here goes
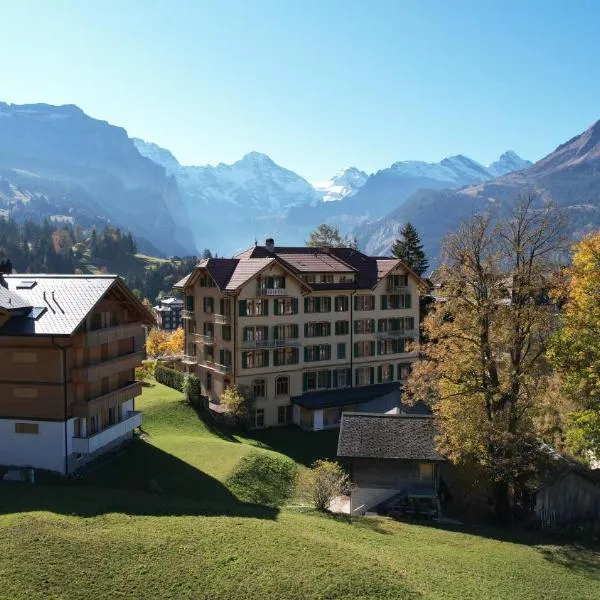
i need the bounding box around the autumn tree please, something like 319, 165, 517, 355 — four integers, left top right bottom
145, 327, 184, 358
407, 197, 565, 520
306, 224, 358, 249
221, 384, 255, 427
548, 232, 600, 460
298, 460, 349, 511
391, 222, 429, 276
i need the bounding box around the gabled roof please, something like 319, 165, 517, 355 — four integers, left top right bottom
0, 283, 32, 311
337, 412, 443, 461
0, 274, 153, 336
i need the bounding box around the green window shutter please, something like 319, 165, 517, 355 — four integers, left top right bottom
263, 350, 269, 367
354, 369, 359, 386
369, 367, 375, 385
273, 351, 279, 367
353, 342, 359, 357
274, 300, 280, 316
304, 297, 309, 313
388, 365, 394, 380
293, 324, 299, 338
303, 373, 309, 392
292, 348, 299, 364
399, 338, 405, 353
326, 371, 332, 388
354, 321, 359, 334
354, 296, 358, 310
332, 369, 338, 388
381, 295, 388, 310
281, 276, 286, 289
243, 327, 249, 342
241, 353, 248, 369
263, 326, 269, 340
405, 294, 412, 308
220, 349, 225, 364
273, 325, 279, 340
370, 319, 375, 332
292, 297, 298, 314
325, 297, 331, 312
263, 300, 269, 316
335, 321, 340, 335
315, 297, 321, 312
304, 347, 309, 362
378, 319, 384, 332
267, 276, 274, 288
304, 323, 309, 337
370, 341, 375, 356
239, 300, 247, 316
346, 368, 352, 384
377, 365, 382, 383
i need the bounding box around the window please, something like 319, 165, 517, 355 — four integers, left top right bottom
254, 409, 265, 428
242, 350, 269, 369
302, 274, 316, 284
304, 344, 331, 362
253, 378, 266, 398
354, 319, 376, 334
398, 363, 412, 380
15, 422, 39, 434
303, 370, 331, 391
203, 322, 215, 337
304, 296, 331, 313
379, 338, 406, 355
222, 325, 232, 341
276, 376, 289, 396
243, 326, 269, 342
239, 299, 269, 316
387, 273, 409, 290
87, 415, 99, 435
203, 297, 214, 313
273, 347, 299, 366
334, 296, 349, 312
274, 297, 298, 315
354, 295, 375, 311
185, 295, 194, 311
261, 275, 286, 289
354, 341, 376, 358
333, 368, 351, 388
378, 317, 416, 333
355, 366, 374, 386
335, 320, 349, 335
206, 372, 212, 391
381, 293, 412, 310
304, 321, 331, 337
273, 323, 299, 339
278, 405, 293, 425
378, 364, 395, 383
219, 298, 232, 316
219, 349, 232, 367
321, 274, 334, 283
337, 343, 346, 360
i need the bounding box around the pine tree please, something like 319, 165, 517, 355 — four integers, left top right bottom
391, 222, 429, 276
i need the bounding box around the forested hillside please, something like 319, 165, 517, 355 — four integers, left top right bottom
0, 218, 198, 302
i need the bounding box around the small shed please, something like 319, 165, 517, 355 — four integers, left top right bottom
535, 466, 600, 528
337, 412, 444, 515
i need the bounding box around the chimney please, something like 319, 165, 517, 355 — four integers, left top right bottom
265, 238, 275, 253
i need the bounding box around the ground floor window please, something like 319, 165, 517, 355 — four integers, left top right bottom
253, 378, 266, 398
276, 376, 289, 396
254, 409, 265, 428
398, 363, 412, 380
277, 405, 293, 425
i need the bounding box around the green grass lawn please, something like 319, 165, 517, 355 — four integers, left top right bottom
0, 381, 598, 600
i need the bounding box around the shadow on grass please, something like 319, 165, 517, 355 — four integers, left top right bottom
189, 402, 239, 443
0, 440, 277, 520
241, 426, 340, 467
321, 510, 393, 535
387, 517, 600, 575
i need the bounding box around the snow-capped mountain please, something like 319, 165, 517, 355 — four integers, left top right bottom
487, 150, 532, 177
313, 167, 369, 202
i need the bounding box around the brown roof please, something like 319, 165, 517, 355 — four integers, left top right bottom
224, 258, 274, 290
337, 412, 443, 461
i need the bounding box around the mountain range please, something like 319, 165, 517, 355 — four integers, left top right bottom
1, 100, 598, 263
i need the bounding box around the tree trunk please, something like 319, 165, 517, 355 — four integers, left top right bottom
493, 481, 512, 524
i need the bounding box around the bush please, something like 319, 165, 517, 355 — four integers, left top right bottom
221, 384, 254, 427
155, 363, 185, 391
298, 459, 349, 511
136, 360, 156, 382
226, 452, 298, 507
182, 371, 202, 404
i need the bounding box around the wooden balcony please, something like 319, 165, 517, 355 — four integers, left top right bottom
78, 323, 143, 347
386, 285, 410, 293
256, 287, 286, 296
191, 332, 214, 344
214, 313, 231, 325
72, 351, 145, 383
241, 338, 300, 350
197, 358, 232, 375
72, 381, 142, 418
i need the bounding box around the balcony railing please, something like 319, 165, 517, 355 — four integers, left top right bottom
256, 287, 286, 296
197, 358, 232, 375
182, 354, 197, 365
72, 381, 142, 418
182, 309, 194, 319
386, 285, 410, 293
72, 411, 142, 454
80, 323, 143, 347
376, 329, 417, 339
191, 332, 214, 344
214, 313, 231, 325
72, 351, 145, 383
241, 338, 300, 349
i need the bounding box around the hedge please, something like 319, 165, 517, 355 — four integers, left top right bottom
155, 363, 185, 391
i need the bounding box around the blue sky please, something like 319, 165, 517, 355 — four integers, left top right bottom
1, 0, 599, 181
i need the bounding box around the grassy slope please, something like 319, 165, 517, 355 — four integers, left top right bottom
0, 382, 598, 600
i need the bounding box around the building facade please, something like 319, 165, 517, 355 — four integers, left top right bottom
175, 240, 424, 429
0, 273, 153, 474
153, 296, 184, 330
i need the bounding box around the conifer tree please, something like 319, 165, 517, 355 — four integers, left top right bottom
391, 222, 429, 276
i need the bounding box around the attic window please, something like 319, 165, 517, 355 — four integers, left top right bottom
16, 280, 37, 290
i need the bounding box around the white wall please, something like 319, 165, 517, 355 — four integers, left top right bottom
0, 418, 74, 474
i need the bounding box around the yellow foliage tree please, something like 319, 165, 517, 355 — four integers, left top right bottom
145, 327, 183, 358
548, 232, 600, 459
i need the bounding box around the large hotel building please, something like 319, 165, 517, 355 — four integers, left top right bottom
175, 239, 424, 430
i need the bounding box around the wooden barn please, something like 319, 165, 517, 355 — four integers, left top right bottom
535, 466, 600, 527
